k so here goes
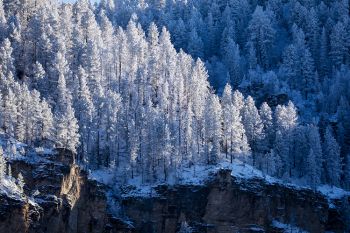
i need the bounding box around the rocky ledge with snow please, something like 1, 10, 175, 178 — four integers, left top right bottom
0, 144, 349, 233
116, 168, 349, 233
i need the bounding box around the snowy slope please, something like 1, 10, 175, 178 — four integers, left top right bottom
89, 158, 350, 202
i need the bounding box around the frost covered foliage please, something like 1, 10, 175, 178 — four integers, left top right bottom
0, 0, 349, 189
0, 146, 26, 198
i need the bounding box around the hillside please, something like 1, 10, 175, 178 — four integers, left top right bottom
0, 0, 350, 232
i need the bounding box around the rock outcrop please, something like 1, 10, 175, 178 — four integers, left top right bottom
0, 149, 111, 233
1, 153, 349, 233
120, 170, 350, 233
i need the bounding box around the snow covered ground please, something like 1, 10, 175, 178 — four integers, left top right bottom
271, 220, 309, 233
0, 133, 56, 201
89, 158, 350, 201
0, 176, 24, 201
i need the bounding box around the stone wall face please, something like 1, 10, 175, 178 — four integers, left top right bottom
121, 170, 348, 233
1, 156, 349, 233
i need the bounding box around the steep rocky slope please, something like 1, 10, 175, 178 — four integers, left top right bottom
120, 170, 349, 233
0, 149, 118, 233
0, 150, 349, 233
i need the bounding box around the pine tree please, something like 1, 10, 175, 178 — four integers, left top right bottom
330, 21, 347, 68
204, 94, 222, 165
319, 27, 329, 78
222, 84, 250, 163
275, 101, 298, 131
128, 119, 139, 179
305, 8, 319, 64
232, 90, 245, 113
264, 149, 282, 176
230, 0, 251, 46
247, 6, 275, 69
0, 0, 7, 40
259, 102, 274, 152
306, 148, 317, 189
222, 84, 232, 158
31, 62, 46, 90
274, 102, 299, 178
171, 18, 187, 49
223, 38, 242, 87
306, 125, 322, 186
17, 172, 24, 192
103, 90, 122, 166
74, 66, 95, 161
301, 48, 316, 99
0, 38, 15, 86
230, 104, 251, 164
336, 96, 350, 157
7, 163, 11, 177
3, 89, 18, 137
242, 96, 264, 165
66, 105, 80, 154
54, 75, 80, 153
0, 147, 5, 181
187, 28, 204, 58
323, 126, 342, 187
162, 124, 173, 181
40, 100, 54, 141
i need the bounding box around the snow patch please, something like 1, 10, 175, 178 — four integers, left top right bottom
272, 220, 309, 233
0, 176, 24, 200
317, 185, 350, 200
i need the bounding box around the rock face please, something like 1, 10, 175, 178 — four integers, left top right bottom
121, 170, 350, 233
0, 149, 111, 233
1, 154, 349, 233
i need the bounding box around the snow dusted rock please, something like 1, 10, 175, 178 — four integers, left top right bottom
119, 169, 349, 233
1, 151, 349, 233
0, 148, 116, 233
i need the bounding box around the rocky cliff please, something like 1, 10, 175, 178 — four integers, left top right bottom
0, 149, 116, 233
120, 170, 349, 233
0, 152, 349, 233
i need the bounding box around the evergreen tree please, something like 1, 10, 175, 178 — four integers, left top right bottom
259, 102, 274, 152
3, 89, 18, 137
17, 172, 24, 192
274, 101, 298, 178
323, 126, 342, 187
305, 125, 323, 186
74, 66, 95, 161
7, 163, 11, 178
232, 90, 245, 113
247, 6, 275, 69
242, 96, 264, 165
0, 0, 7, 40
222, 38, 242, 87
330, 21, 347, 68
204, 94, 222, 165
54, 75, 80, 153
40, 100, 54, 141
0, 147, 5, 181
187, 28, 204, 58
306, 148, 317, 189
0, 38, 15, 86
319, 27, 329, 78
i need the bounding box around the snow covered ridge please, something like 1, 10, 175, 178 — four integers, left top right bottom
89, 159, 350, 201
0, 132, 56, 200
